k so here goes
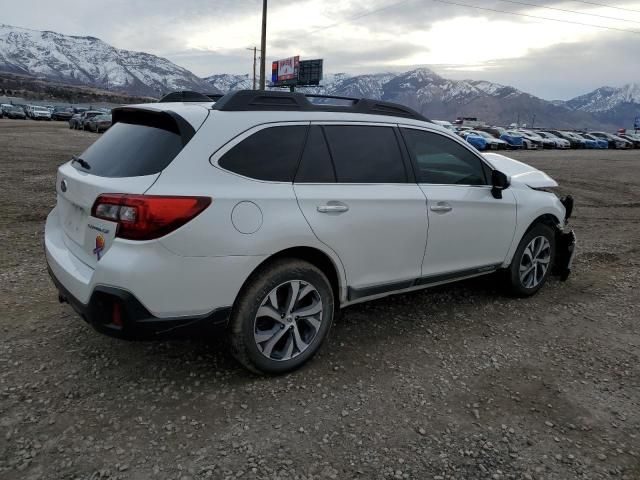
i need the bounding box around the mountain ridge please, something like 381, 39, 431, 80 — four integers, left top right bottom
0, 24, 217, 97
1, 24, 636, 129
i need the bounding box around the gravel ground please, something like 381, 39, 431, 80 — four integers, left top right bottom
1, 119, 639, 480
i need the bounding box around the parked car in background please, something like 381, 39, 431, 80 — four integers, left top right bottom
501, 131, 525, 149
545, 130, 583, 149
476, 126, 506, 139
52, 107, 74, 121
4, 105, 27, 119
589, 132, 633, 149
617, 133, 640, 148
31, 106, 52, 121
519, 130, 555, 149
85, 114, 112, 133
536, 131, 570, 149
468, 130, 508, 150
73, 107, 89, 114
460, 131, 487, 150
578, 133, 608, 149
12, 104, 28, 116
69, 113, 83, 129
80, 110, 103, 130
432, 120, 457, 133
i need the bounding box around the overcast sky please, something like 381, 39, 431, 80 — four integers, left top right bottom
3, 0, 640, 99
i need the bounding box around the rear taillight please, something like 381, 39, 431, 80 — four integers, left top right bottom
91, 194, 211, 240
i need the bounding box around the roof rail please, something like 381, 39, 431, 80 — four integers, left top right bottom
158, 91, 213, 103
211, 90, 429, 121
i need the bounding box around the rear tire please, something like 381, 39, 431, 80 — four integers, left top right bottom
229, 259, 334, 374
505, 224, 555, 297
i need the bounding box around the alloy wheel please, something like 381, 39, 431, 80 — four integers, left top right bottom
254, 280, 323, 361
519, 236, 551, 289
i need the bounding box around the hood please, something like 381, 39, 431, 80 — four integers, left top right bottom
483, 153, 558, 189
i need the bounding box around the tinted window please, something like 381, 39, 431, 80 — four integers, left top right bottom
295, 126, 336, 183
323, 126, 406, 183
75, 122, 184, 178
402, 128, 488, 185
219, 126, 307, 182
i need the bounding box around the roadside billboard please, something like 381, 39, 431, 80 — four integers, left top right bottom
271, 56, 299, 86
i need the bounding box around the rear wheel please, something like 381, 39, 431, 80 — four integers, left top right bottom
229, 259, 334, 374
505, 224, 555, 297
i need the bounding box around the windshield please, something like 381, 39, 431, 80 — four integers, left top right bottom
476, 131, 493, 139
34, 107, 48, 112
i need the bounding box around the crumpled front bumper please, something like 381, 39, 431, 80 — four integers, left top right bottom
555, 229, 576, 281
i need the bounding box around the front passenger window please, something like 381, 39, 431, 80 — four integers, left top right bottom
402, 128, 488, 185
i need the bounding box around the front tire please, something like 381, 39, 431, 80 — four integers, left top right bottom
229, 259, 334, 374
505, 224, 555, 297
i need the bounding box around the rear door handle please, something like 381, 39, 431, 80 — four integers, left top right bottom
317, 204, 349, 213
429, 202, 453, 213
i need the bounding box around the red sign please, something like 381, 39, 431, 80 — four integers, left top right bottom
271, 56, 299, 84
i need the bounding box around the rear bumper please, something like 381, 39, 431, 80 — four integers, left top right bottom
48, 265, 230, 339
44, 206, 265, 339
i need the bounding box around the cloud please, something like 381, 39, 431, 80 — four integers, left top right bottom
2, 0, 639, 98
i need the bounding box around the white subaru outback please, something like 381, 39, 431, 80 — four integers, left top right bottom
45, 90, 576, 374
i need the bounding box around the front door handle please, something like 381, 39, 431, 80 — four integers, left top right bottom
429, 202, 453, 213
317, 204, 349, 214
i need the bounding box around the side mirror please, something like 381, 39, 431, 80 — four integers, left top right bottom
491, 170, 510, 199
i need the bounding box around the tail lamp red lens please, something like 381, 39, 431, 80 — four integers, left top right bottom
91, 194, 211, 240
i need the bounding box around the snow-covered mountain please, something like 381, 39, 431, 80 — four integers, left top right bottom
1, 23, 635, 128
0, 24, 214, 97
205, 67, 617, 129
565, 84, 640, 113
203, 73, 253, 92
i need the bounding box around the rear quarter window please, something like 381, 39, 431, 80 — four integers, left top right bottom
218, 125, 308, 182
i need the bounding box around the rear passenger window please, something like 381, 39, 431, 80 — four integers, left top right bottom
295, 126, 336, 183
402, 128, 488, 185
219, 126, 307, 182
323, 125, 406, 183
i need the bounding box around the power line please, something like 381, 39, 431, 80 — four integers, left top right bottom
496, 0, 640, 24
432, 0, 640, 34
570, 1, 640, 14
308, 0, 413, 34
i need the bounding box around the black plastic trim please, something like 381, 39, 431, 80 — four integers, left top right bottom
347, 264, 501, 301
212, 90, 430, 122
47, 265, 230, 340
159, 91, 212, 103
111, 107, 197, 147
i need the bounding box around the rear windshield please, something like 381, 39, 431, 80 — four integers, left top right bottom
74, 120, 184, 178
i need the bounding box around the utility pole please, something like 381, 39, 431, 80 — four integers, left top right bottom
246, 47, 257, 90
259, 0, 267, 90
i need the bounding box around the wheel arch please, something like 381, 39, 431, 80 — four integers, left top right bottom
237, 246, 345, 308
504, 211, 563, 267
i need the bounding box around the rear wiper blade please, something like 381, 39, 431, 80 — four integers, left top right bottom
71, 155, 90, 170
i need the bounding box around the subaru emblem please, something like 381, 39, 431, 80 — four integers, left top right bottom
60, 179, 68, 193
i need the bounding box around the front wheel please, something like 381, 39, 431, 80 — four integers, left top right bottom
505, 224, 555, 297
229, 259, 334, 374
